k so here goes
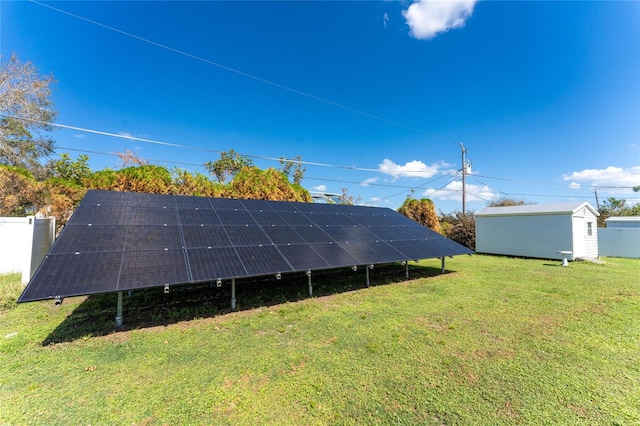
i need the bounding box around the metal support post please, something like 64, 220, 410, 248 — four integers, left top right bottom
405, 261, 409, 279
115, 291, 123, 328
231, 278, 236, 311
366, 266, 370, 287
441, 257, 445, 274
306, 270, 312, 296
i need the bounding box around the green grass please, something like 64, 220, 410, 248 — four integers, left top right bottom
0, 272, 22, 311
1, 255, 638, 425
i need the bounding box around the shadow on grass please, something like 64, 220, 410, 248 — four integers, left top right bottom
43, 263, 447, 345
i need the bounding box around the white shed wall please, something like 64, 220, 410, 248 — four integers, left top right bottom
599, 228, 640, 258
572, 208, 599, 258
476, 214, 573, 260
0, 216, 55, 283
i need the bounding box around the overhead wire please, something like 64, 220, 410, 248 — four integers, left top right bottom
9, 115, 635, 204
383, 171, 457, 200
55, 145, 442, 191
4, 115, 449, 175
21, 2, 638, 201
468, 176, 512, 199
28, 0, 427, 135
56, 146, 208, 169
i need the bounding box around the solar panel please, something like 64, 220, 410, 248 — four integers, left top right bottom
188, 247, 247, 282
124, 225, 182, 251
19, 190, 473, 302
118, 249, 189, 290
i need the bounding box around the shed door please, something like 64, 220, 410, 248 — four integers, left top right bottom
572, 215, 585, 258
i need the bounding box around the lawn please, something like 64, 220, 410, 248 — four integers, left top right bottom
1, 255, 638, 425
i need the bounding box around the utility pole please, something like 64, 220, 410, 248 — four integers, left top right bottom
460, 143, 470, 214
594, 189, 600, 211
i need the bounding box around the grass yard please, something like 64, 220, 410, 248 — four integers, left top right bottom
1, 255, 639, 425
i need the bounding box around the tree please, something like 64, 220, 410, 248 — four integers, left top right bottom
440, 210, 476, 250
229, 167, 311, 202
204, 149, 253, 183
46, 178, 88, 233
486, 197, 534, 207
89, 165, 174, 194
338, 187, 361, 206
279, 156, 306, 185
598, 197, 640, 227
0, 53, 57, 176
171, 168, 226, 198
398, 197, 441, 233
53, 153, 92, 185
113, 149, 148, 167
0, 165, 45, 216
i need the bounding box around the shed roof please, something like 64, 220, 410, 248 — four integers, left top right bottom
605, 216, 640, 224
475, 201, 599, 217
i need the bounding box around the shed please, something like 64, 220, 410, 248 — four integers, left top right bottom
0, 216, 56, 283
598, 216, 640, 258
603, 217, 640, 229
475, 202, 599, 260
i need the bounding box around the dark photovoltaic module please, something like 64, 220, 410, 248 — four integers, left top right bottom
19, 190, 472, 302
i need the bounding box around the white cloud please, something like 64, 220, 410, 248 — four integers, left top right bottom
423, 180, 497, 203
379, 158, 450, 179
371, 197, 382, 202
73, 134, 85, 139
403, 0, 477, 40
312, 185, 327, 191
119, 131, 134, 139
383, 13, 389, 29
361, 177, 379, 186
569, 182, 581, 190
562, 166, 640, 193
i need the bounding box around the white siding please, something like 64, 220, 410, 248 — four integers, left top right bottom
571, 208, 599, 258
476, 214, 573, 260
0, 216, 55, 283
0, 217, 32, 275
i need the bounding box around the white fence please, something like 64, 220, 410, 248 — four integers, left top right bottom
0, 216, 56, 283
598, 228, 640, 259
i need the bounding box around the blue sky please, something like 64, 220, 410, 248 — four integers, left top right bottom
2, 0, 639, 212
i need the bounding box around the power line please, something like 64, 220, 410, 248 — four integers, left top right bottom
6, 116, 636, 204
4, 114, 454, 176
29, 0, 427, 135
39, 146, 640, 205
55, 146, 442, 192
57, 146, 208, 169
49, 144, 640, 201
51, 114, 636, 191
383, 172, 457, 200
460, 143, 470, 213
423, 178, 460, 199
468, 177, 512, 199
471, 172, 637, 190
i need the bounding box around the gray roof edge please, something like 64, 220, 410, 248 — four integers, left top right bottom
475, 201, 599, 217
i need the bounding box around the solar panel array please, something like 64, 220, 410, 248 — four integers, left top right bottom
19, 190, 472, 302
